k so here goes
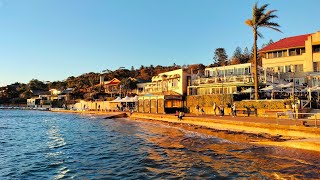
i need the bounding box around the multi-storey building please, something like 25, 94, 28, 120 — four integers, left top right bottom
260, 31, 320, 86
188, 63, 260, 95
137, 69, 190, 113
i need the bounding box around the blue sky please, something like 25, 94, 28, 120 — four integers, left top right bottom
0, 0, 319, 86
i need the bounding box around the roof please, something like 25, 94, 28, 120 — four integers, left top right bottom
104, 78, 120, 85
30, 90, 51, 96
260, 34, 311, 52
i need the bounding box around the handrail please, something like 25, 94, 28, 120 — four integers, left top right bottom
302, 100, 311, 109
276, 112, 318, 128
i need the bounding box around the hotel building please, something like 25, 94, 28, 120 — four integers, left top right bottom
260, 32, 320, 86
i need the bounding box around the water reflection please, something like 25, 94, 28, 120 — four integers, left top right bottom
46, 123, 70, 179
127, 119, 320, 179
0, 110, 319, 179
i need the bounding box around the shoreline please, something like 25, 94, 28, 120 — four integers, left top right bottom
49, 109, 320, 152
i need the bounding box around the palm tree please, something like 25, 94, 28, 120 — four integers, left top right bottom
245, 3, 281, 100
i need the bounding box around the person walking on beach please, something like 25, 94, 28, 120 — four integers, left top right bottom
231, 103, 237, 117
213, 102, 217, 116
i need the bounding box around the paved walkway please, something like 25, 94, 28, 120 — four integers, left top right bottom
135, 112, 319, 127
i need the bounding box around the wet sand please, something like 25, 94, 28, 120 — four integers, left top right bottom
50, 110, 320, 152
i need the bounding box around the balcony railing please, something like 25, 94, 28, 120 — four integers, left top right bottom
192, 75, 255, 86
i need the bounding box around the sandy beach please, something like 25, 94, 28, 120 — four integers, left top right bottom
50, 109, 320, 152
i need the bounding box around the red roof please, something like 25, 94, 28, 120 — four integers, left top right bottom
260, 34, 311, 52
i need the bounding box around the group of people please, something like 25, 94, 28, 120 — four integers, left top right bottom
176, 102, 238, 121
198, 102, 237, 117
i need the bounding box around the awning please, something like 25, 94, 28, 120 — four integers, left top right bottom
241, 87, 254, 93
111, 97, 122, 102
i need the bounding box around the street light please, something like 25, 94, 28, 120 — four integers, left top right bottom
289, 68, 295, 113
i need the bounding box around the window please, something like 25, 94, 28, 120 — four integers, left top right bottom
313, 45, 320, 53
273, 52, 278, 58
172, 79, 178, 87
270, 50, 287, 58
296, 48, 301, 55
313, 62, 320, 72
294, 64, 303, 72
285, 65, 291, 73
283, 50, 288, 57
289, 48, 305, 56
289, 49, 296, 56
279, 66, 284, 73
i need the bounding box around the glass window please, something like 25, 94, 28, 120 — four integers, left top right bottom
244, 68, 249, 74
313, 45, 320, 53
294, 64, 303, 72
278, 51, 282, 57
273, 52, 278, 58
279, 66, 284, 73
301, 48, 305, 54
289, 49, 296, 56
296, 48, 301, 55
285, 65, 291, 72
313, 62, 320, 72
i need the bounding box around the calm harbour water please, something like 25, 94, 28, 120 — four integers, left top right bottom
0, 110, 319, 179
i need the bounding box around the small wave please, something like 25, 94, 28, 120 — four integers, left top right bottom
47, 161, 63, 168
54, 166, 70, 180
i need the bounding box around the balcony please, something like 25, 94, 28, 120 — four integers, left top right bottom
192, 75, 255, 86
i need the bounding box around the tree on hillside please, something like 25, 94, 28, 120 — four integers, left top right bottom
245, 3, 281, 100
27, 79, 48, 91
186, 64, 206, 75
230, 47, 242, 65
119, 78, 138, 96
242, 47, 250, 63
213, 48, 228, 66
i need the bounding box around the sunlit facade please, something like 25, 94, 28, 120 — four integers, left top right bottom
261, 32, 320, 86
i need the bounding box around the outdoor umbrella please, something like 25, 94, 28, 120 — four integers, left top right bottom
241, 87, 254, 100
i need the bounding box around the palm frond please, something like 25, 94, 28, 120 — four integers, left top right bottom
245, 19, 253, 27
260, 22, 281, 28
247, 3, 281, 34
257, 31, 264, 38
258, 10, 278, 24
262, 25, 282, 33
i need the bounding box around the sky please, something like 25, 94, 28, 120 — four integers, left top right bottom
0, 0, 319, 86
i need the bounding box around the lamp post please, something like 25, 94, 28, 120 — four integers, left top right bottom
217, 72, 224, 106
289, 69, 295, 113
271, 69, 274, 99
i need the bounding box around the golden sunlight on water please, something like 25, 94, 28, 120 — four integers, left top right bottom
128, 119, 320, 179
1, 110, 319, 179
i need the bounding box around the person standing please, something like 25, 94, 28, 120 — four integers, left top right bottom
179, 111, 184, 121
232, 103, 237, 117
219, 104, 224, 117
196, 104, 200, 116
213, 102, 217, 116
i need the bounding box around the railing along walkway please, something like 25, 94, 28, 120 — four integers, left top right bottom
276, 112, 319, 128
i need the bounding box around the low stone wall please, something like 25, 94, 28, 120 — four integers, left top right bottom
236, 99, 292, 109
186, 94, 233, 114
